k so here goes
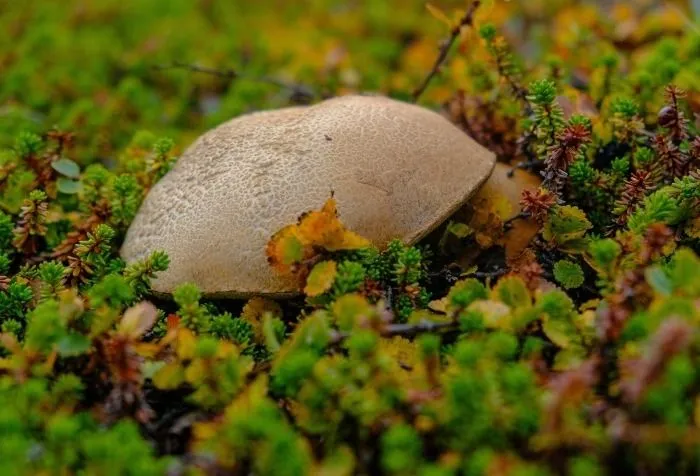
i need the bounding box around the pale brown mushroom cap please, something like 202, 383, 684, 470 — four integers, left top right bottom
120, 95, 496, 297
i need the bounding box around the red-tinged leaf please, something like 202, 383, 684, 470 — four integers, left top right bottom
166, 314, 180, 329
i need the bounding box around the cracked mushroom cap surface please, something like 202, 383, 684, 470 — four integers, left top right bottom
120, 95, 496, 298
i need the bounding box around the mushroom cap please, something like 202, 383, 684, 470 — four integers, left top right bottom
120, 95, 496, 297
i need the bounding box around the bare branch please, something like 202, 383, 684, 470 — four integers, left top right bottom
412, 1, 481, 103
152, 61, 319, 103
330, 319, 458, 344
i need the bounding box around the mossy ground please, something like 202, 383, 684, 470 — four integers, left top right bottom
1, 1, 700, 475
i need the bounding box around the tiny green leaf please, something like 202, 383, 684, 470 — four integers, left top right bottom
553, 260, 585, 289
57, 333, 91, 356
447, 221, 473, 238
51, 158, 80, 178
57, 178, 82, 194
645, 267, 673, 296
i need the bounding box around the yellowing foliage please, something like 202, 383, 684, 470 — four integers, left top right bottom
266, 197, 371, 277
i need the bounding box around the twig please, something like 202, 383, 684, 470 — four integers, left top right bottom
507, 156, 543, 177
411, 1, 481, 103
472, 269, 508, 279
152, 61, 319, 103
503, 211, 529, 230
330, 319, 458, 344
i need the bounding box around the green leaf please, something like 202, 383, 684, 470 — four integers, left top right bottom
153, 362, 185, 389
447, 221, 473, 238
281, 234, 304, 265
645, 267, 673, 296
57, 178, 82, 194
553, 345, 587, 370
316, 446, 356, 476
467, 300, 512, 330
57, 333, 91, 356
331, 294, 373, 331
542, 316, 579, 349
669, 248, 700, 296
542, 205, 592, 251
51, 158, 80, 178
492, 276, 531, 308
262, 313, 282, 354
142, 361, 165, 380
553, 260, 585, 289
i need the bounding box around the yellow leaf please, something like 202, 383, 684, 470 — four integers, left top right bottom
492, 276, 531, 308
185, 359, 206, 385
133, 342, 161, 358
119, 301, 158, 339
241, 297, 283, 343
426, 3, 452, 28
176, 329, 197, 360
447, 221, 473, 239
330, 293, 374, 331
223, 375, 269, 419
216, 340, 238, 359
0, 333, 21, 353
492, 193, 513, 220
685, 216, 700, 239
298, 200, 342, 244
314, 445, 356, 476
377, 336, 421, 374
304, 260, 338, 297
298, 198, 370, 251
152, 362, 185, 389
467, 300, 512, 330
332, 229, 371, 251
266, 197, 370, 277
428, 297, 448, 313
192, 421, 218, 441
265, 225, 307, 274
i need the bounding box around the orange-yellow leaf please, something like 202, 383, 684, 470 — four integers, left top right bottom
192, 421, 218, 441
304, 260, 338, 297
266, 225, 307, 273
185, 359, 206, 384
176, 328, 197, 360
267, 197, 371, 277
298, 203, 343, 246
241, 297, 283, 343
426, 3, 452, 28
330, 230, 371, 251
133, 342, 161, 358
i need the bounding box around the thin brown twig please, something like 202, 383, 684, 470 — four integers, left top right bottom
152, 61, 319, 103
412, 1, 481, 103
330, 319, 458, 344
503, 211, 530, 230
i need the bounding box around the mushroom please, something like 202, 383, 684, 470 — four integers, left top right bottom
121, 95, 496, 298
